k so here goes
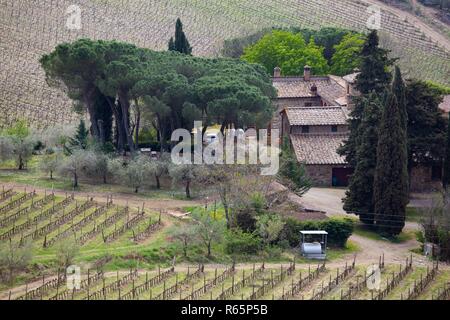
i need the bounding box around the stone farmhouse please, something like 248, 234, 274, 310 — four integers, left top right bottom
271, 66, 356, 187
271, 66, 448, 190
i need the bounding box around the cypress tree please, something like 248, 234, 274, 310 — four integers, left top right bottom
444, 116, 450, 189
355, 30, 394, 95
373, 92, 409, 236
343, 93, 382, 224
339, 30, 393, 166
168, 37, 175, 51
168, 18, 192, 55
392, 66, 407, 132
65, 119, 89, 154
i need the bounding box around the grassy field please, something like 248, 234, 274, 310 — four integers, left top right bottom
0, 156, 194, 200
353, 224, 417, 244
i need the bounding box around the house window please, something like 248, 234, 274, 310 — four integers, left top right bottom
331, 125, 338, 133
302, 126, 310, 133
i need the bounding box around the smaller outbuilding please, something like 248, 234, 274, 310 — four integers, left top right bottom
300, 230, 328, 260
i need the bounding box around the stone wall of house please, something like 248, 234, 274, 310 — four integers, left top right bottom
272, 97, 322, 136
410, 166, 441, 192
305, 165, 333, 186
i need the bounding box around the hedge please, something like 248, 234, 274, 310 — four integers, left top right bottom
279, 217, 354, 248
225, 230, 261, 255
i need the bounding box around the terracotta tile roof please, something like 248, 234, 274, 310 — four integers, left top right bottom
290, 133, 348, 165
284, 106, 349, 126
272, 76, 347, 105
439, 95, 450, 113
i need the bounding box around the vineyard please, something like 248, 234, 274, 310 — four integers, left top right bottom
3, 257, 450, 300
0, 187, 165, 255
0, 0, 449, 128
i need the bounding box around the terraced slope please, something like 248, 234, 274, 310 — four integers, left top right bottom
1, 0, 449, 127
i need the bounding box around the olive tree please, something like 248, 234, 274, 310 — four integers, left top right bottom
109, 155, 152, 193
147, 153, 170, 189
55, 239, 80, 269
169, 163, 202, 199
39, 153, 61, 179
168, 223, 197, 258
191, 211, 226, 257
58, 149, 94, 188
0, 240, 33, 284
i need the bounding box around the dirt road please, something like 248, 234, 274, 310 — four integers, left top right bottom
1, 182, 202, 212
301, 188, 347, 216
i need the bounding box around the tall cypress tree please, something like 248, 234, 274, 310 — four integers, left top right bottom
339, 30, 393, 167
444, 116, 450, 189
355, 30, 394, 95
392, 66, 407, 132
373, 92, 409, 236
168, 18, 192, 55
343, 93, 382, 224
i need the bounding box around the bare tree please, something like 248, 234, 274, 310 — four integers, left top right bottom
200, 164, 275, 229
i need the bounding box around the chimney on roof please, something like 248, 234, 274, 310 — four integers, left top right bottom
274, 66, 281, 77
310, 84, 318, 96
304, 65, 311, 81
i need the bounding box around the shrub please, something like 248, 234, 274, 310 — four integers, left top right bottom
235, 208, 257, 232
225, 230, 261, 255
320, 218, 354, 247
279, 217, 354, 248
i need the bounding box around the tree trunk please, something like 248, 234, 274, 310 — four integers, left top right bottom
156, 114, 165, 152
185, 180, 191, 198
18, 154, 24, 170
155, 175, 161, 189
223, 202, 230, 229
106, 96, 125, 152
84, 88, 100, 140
50, 171, 53, 180
183, 239, 187, 257
9, 268, 14, 285
207, 240, 211, 257
134, 99, 141, 150
73, 171, 78, 188
98, 119, 105, 144
118, 91, 135, 153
